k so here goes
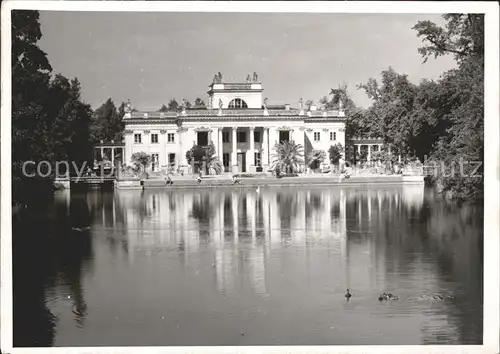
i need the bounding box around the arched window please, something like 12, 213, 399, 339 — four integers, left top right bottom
228, 98, 248, 109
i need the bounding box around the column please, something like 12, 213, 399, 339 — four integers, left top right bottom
232, 127, 238, 173
111, 148, 115, 165
249, 127, 255, 172
262, 128, 269, 171
209, 129, 213, 146
218, 128, 223, 160
367, 144, 371, 162
100, 147, 104, 160
178, 129, 185, 171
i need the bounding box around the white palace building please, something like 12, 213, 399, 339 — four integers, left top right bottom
123, 73, 348, 174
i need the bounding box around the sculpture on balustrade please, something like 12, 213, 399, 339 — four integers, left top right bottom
253, 72, 258, 82
299, 98, 304, 110
213, 72, 223, 84
263, 98, 268, 109
125, 99, 132, 113
219, 98, 223, 110
246, 74, 252, 83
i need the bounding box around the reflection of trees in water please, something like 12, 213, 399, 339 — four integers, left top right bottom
190, 192, 215, 224
190, 192, 217, 243
13, 194, 94, 346
305, 192, 323, 222
353, 189, 483, 344
276, 193, 298, 244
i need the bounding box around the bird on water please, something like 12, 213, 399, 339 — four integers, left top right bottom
345, 289, 352, 300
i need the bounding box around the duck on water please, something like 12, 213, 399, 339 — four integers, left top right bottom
378, 292, 399, 301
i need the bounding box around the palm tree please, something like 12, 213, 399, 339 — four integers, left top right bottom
271, 141, 304, 175
307, 149, 326, 172
186, 142, 224, 175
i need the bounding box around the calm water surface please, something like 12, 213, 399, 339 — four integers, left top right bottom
13, 185, 483, 346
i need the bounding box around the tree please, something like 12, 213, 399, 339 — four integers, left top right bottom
320, 85, 369, 139
413, 14, 483, 63
413, 14, 484, 202
271, 141, 304, 174
131, 152, 151, 176
167, 99, 179, 111
328, 144, 344, 167
185, 142, 223, 175
307, 149, 326, 171
194, 98, 206, 107
158, 104, 168, 112
12, 11, 93, 205
46, 75, 93, 173
91, 98, 123, 144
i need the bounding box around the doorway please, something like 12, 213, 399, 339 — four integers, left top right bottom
151, 153, 159, 172
237, 153, 246, 173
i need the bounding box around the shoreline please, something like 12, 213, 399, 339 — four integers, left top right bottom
115, 175, 425, 190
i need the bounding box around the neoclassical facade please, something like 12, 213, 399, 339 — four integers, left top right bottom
123, 74, 347, 173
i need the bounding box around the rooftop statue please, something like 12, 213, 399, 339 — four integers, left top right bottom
263, 98, 268, 109
246, 74, 251, 83
299, 98, 303, 110
213, 72, 223, 84
253, 72, 258, 82
219, 99, 223, 109
125, 99, 132, 113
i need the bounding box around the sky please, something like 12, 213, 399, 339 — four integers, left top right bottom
38, 11, 457, 111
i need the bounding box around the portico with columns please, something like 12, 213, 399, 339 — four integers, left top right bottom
123, 73, 347, 174
347, 137, 385, 163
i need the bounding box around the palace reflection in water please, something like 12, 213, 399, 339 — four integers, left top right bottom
13, 186, 482, 346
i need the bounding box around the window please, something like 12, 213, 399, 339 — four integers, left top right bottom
222, 131, 230, 143
254, 131, 261, 143
151, 133, 159, 144
134, 134, 142, 144
330, 132, 336, 141
237, 131, 246, 143
167, 133, 175, 143
228, 98, 248, 109
197, 132, 208, 146
314, 132, 321, 141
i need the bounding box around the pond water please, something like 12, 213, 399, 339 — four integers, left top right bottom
13, 185, 483, 346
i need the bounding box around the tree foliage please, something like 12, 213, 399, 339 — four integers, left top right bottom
194, 98, 206, 107
185, 142, 222, 175
131, 152, 151, 174
307, 149, 326, 170
271, 141, 304, 174
328, 144, 345, 166
168, 99, 179, 111
12, 11, 93, 205
352, 14, 484, 202
91, 98, 124, 143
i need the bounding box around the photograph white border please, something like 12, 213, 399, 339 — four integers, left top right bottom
1, 2, 499, 354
